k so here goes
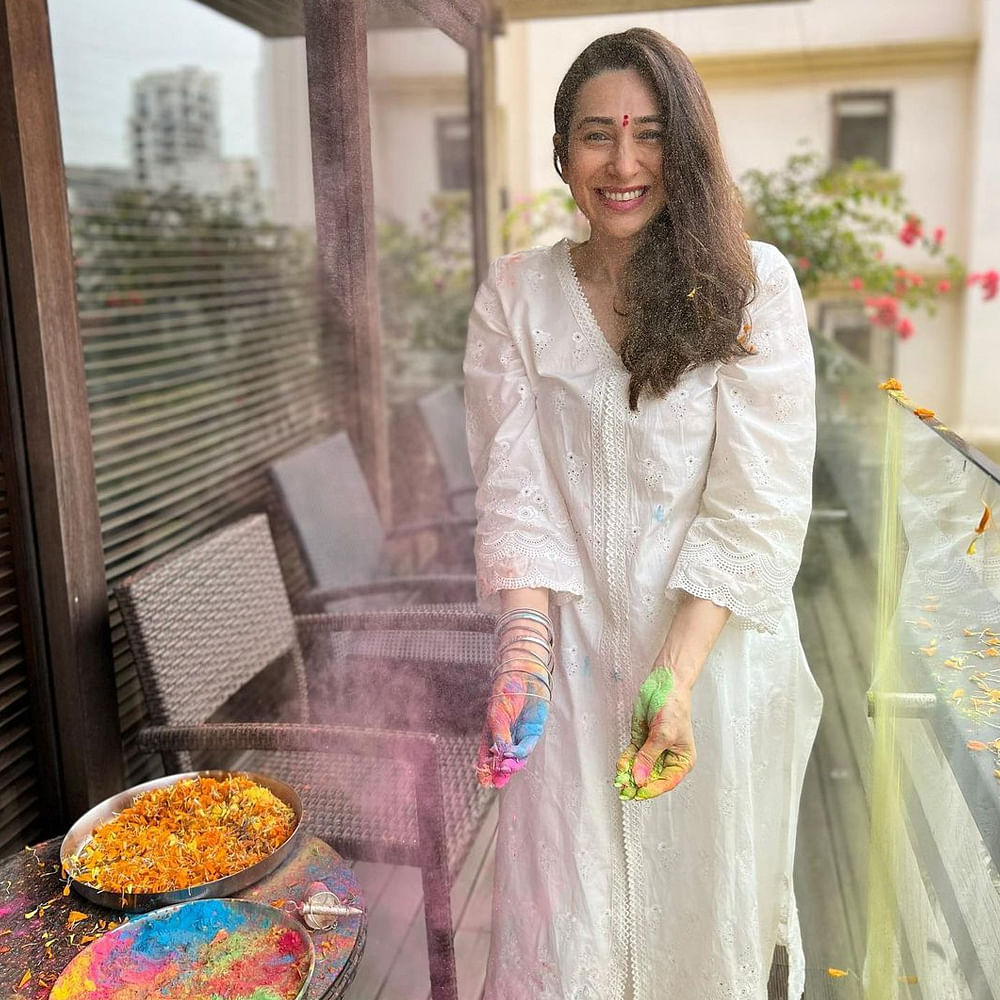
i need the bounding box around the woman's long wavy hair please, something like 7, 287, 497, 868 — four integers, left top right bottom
554, 28, 756, 410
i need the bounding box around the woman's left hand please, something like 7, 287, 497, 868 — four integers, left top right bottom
614, 666, 695, 801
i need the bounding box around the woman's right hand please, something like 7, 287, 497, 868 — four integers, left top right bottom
476, 654, 552, 788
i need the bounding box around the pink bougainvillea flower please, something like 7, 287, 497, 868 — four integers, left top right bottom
866, 295, 900, 328
897, 317, 915, 339
968, 272, 982, 287
933, 226, 946, 245
982, 269, 999, 301
797, 256, 811, 271
849, 276, 864, 291
899, 214, 923, 246
937, 279, 951, 294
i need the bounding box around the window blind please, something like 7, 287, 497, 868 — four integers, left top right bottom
72, 190, 347, 784
0, 468, 44, 855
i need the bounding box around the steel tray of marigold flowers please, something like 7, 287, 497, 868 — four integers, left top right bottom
60, 770, 303, 911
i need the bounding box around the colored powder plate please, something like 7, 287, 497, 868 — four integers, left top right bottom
49, 898, 314, 1000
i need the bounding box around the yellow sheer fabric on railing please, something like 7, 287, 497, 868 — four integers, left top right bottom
867, 388, 1000, 998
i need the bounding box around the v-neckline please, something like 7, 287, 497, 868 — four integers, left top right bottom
555, 238, 621, 365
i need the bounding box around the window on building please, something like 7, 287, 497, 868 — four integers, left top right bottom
817, 302, 894, 375
832, 91, 892, 168
435, 115, 471, 191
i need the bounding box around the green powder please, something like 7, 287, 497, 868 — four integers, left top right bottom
615, 667, 675, 800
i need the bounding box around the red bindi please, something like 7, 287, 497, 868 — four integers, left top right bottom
622, 114, 630, 127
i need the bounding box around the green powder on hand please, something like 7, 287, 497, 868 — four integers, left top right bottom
635, 666, 674, 719
614, 667, 675, 798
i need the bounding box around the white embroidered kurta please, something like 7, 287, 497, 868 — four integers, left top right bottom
463, 238, 823, 1000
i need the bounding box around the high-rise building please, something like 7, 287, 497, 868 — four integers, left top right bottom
129, 67, 221, 190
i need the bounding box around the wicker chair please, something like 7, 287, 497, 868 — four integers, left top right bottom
115, 514, 495, 1000
417, 383, 477, 519
269, 432, 476, 611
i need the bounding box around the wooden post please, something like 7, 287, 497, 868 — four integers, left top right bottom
303, 0, 392, 518
0, 0, 123, 813
470, 10, 505, 274
468, 30, 489, 284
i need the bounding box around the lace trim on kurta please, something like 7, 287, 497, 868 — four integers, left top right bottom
556, 238, 652, 998
666, 534, 796, 634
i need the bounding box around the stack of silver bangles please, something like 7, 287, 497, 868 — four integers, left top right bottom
489, 607, 555, 702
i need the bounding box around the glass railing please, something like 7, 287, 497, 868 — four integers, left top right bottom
868, 383, 1000, 998
812, 334, 1000, 997
813, 334, 887, 555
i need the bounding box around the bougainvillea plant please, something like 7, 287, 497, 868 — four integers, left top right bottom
741, 149, 997, 341
501, 188, 588, 251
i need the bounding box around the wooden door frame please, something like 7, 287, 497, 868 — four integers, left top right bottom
0, 0, 123, 817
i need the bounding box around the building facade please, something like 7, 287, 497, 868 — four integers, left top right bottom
129, 67, 222, 189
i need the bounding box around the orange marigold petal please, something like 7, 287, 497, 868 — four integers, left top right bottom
976, 503, 992, 535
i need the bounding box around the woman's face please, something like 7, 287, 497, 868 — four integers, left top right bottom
558, 67, 667, 244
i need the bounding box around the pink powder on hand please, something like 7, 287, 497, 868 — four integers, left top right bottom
477, 742, 527, 788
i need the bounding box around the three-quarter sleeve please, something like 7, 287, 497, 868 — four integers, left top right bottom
665, 247, 815, 633
463, 259, 585, 611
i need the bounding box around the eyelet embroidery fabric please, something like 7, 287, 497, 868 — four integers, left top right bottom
463, 239, 823, 999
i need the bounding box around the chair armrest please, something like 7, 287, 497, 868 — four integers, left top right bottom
385, 515, 476, 541
295, 574, 477, 610
137, 721, 440, 765
295, 604, 495, 635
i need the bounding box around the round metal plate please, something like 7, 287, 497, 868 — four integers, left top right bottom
60, 770, 302, 911
49, 898, 314, 1000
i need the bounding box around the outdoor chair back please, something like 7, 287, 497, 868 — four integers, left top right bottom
116, 516, 308, 771
270, 432, 386, 591
417, 383, 476, 518
268, 432, 477, 611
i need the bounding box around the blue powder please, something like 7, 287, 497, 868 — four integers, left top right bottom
125, 900, 250, 964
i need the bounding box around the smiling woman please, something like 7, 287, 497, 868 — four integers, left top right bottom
465, 26, 821, 1000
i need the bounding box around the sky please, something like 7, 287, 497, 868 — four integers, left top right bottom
48, 0, 262, 169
